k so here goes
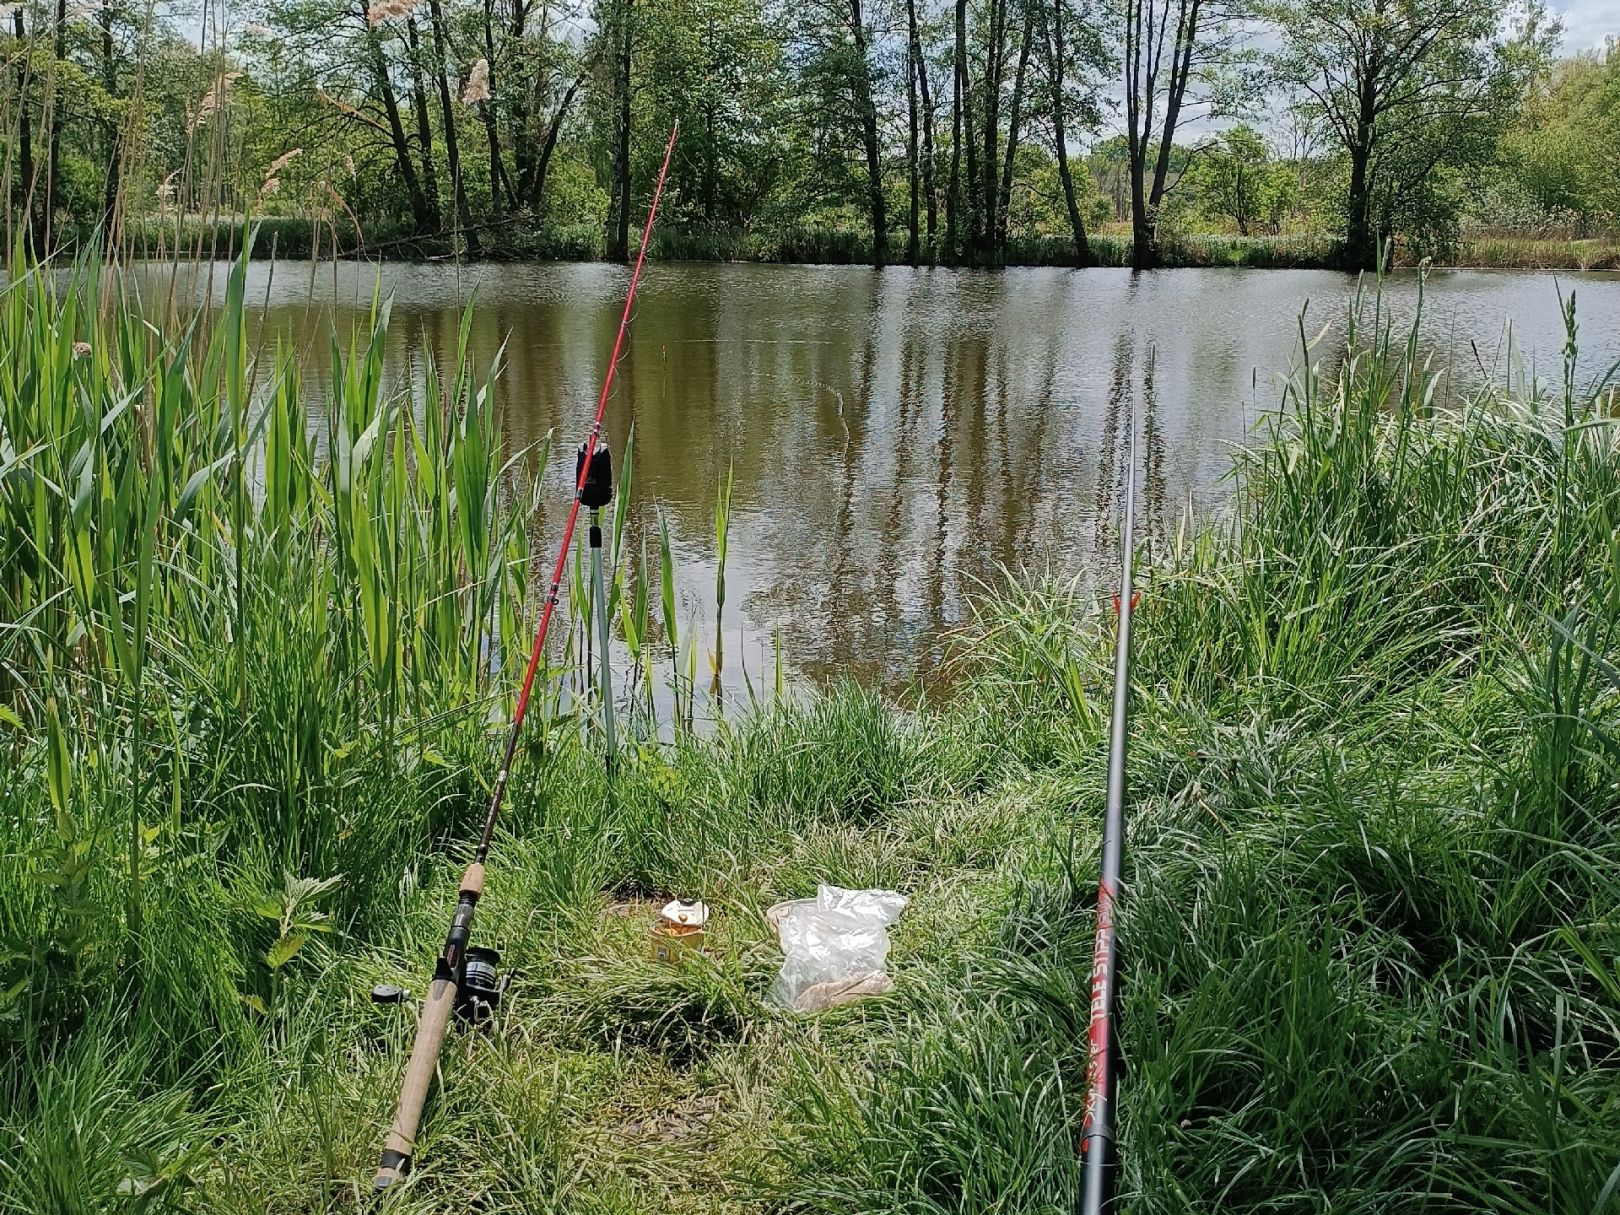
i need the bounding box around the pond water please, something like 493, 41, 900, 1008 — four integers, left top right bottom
137, 260, 1620, 695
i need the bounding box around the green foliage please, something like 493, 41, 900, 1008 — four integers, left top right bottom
1270, 0, 1558, 263
1497, 43, 1620, 224
6, 0, 1615, 268
0, 1031, 209, 1213
1179, 125, 1299, 235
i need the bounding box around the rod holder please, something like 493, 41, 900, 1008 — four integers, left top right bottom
589, 508, 617, 768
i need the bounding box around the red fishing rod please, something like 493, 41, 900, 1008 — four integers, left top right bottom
1080, 399, 1139, 1215
374, 120, 679, 1191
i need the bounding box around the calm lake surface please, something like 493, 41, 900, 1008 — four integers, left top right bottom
141, 261, 1620, 694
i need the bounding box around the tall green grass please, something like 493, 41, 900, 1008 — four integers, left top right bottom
0, 236, 545, 1071
763, 285, 1620, 1215
1, 255, 1617, 1214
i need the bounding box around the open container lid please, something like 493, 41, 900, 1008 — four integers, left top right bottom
659, 899, 708, 928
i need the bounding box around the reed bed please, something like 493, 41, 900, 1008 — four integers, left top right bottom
1450, 235, 1620, 272
1, 255, 1617, 1214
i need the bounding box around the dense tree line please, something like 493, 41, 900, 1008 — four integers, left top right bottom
0, 0, 1609, 268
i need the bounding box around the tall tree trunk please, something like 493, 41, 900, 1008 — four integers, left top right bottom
507, 0, 535, 199
1126, 0, 1202, 269
480, 0, 509, 216
946, 57, 961, 259
849, 0, 887, 267
1044, 0, 1089, 262
1146, 0, 1199, 213
955, 0, 978, 256
12, 10, 39, 253
906, 25, 920, 265
1123, 0, 1154, 268
426, 0, 477, 253
529, 74, 580, 209
520, 68, 582, 204
479, 102, 507, 220
1343, 69, 1378, 269
365, 20, 433, 233
979, 0, 1007, 258
909, 0, 938, 252
45, 0, 65, 249
1345, 145, 1374, 269
405, 17, 443, 230
1129, 146, 1151, 267
607, 0, 632, 262
99, 4, 122, 233
996, 6, 1034, 252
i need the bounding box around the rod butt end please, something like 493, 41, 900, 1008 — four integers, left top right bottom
374, 1149, 410, 1190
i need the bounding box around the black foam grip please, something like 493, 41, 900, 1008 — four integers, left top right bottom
576, 441, 614, 508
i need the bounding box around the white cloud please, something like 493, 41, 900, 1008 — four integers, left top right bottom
1553, 0, 1619, 50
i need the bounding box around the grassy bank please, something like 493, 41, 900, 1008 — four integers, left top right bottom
105, 216, 1620, 271
2, 256, 1619, 1214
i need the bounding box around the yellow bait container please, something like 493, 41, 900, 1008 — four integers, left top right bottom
650, 899, 708, 965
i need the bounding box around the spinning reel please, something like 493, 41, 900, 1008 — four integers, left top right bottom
371, 944, 506, 1025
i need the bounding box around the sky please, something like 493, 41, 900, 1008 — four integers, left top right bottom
171, 0, 1618, 54
1556, 0, 1620, 50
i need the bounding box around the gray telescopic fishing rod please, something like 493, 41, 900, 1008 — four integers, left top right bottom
1080, 400, 1140, 1215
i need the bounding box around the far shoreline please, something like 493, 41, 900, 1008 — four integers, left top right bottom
96, 219, 1620, 276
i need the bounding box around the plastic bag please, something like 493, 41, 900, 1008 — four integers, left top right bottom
766, 885, 908, 1012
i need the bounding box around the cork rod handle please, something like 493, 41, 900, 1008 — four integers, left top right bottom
374, 974, 456, 1189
